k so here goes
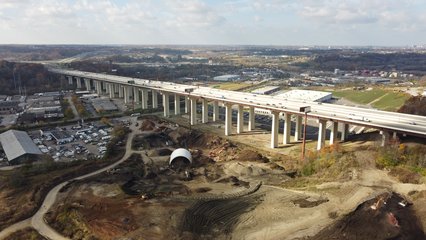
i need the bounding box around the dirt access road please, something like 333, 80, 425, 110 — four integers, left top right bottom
0, 117, 139, 240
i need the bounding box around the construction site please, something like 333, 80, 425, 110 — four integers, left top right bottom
35, 115, 426, 240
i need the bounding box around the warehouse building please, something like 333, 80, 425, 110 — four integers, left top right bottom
91, 98, 118, 113
0, 130, 42, 165
276, 90, 332, 102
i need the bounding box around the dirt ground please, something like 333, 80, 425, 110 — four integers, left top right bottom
4, 227, 46, 240
44, 115, 426, 240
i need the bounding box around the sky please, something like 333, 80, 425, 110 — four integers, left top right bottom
0, 0, 425, 46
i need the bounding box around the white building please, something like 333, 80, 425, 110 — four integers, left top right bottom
276, 90, 332, 102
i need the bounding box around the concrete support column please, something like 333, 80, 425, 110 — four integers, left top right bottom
392, 132, 398, 140
340, 123, 349, 141
237, 105, 244, 134
96, 81, 102, 95
152, 91, 158, 108
380, 131, 389, 147
225, 104, 232, 136
118, 85, 124, 98
84, 78, 90, 91
114, 84, 119, 96
317, 119, 327, 151
68, 76, 73, 85
105, 83, 109, 94
248, 106, 255, 131
133, 87, 140, 104
162, 92, 170, 117
190, 98, 197, 125
109, 84, 114, 98
174, 94, 181, 115
201, 99, 208, 123
141, 89, 148, 109
330, 121, 338, 145
271, 111, 279, 149
294, 115, 302, 142
124, 86, 132, 104
185, 97, 190, 114
212, 101, 219, 122
283, 113, 291, 145
76, 77, 82, 89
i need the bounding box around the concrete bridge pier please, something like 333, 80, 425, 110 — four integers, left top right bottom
340, 123, 349, 141
283, 113, 291, 145
201, 99, 208, 123
76, 77, 82, 89
162, 92, 170, 117
237, 105, 244, 134
96, 81, 102, 95
212, 101, 219, 122
317, 119, 327, 150
190, 98, 197, 125
248, 106, 255, 131
109, 84, 114, 98
380, 131, 390, 147
141, 89, 148, 109
271, 111, 279, 148
185, 97, 189, 114
125, 86, 133, 104
330, 121, 338, 145
67, 76, 73, 85
118, 85, 124, 98
225, 104, 232, 136
152, 90, 158, 108
84, 78, 91, 91
294, 115, 302, 142
133, 88, 140, 104
174, 94, 181, 115
105, 83, 110, 94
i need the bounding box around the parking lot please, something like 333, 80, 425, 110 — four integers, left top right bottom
28, 121, 116, 162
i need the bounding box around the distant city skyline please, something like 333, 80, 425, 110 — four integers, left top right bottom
0, 0, 425, 46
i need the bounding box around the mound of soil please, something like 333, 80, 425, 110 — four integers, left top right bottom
140, 119, 156, 131
235, 149, 269, 163
309, 192, 425, 240
168, 127, 191, 144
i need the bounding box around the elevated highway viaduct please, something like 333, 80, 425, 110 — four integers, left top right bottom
50, 68, 426, 150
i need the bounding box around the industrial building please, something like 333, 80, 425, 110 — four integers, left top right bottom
0, 130, 42, 165
276, 90, 332, 102
50, 130, 74, 145
91, 98, 118, 113
213, 74, 240, 81
251, 86, 281, 95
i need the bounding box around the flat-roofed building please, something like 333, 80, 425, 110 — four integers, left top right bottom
276, 90, 332, 102
251, 86, 281, 95
91, 98, 118, 113
0, 130, 42, 165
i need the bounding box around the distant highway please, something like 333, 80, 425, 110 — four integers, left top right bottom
50, 68, 426, 138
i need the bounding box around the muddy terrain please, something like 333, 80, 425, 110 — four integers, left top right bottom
43, 116, 426, 240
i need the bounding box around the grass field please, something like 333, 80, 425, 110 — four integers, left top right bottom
371, 92, 410, 111
333, 89, 387, 104
211, 82, 252, 91
333, 88, 410, 111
